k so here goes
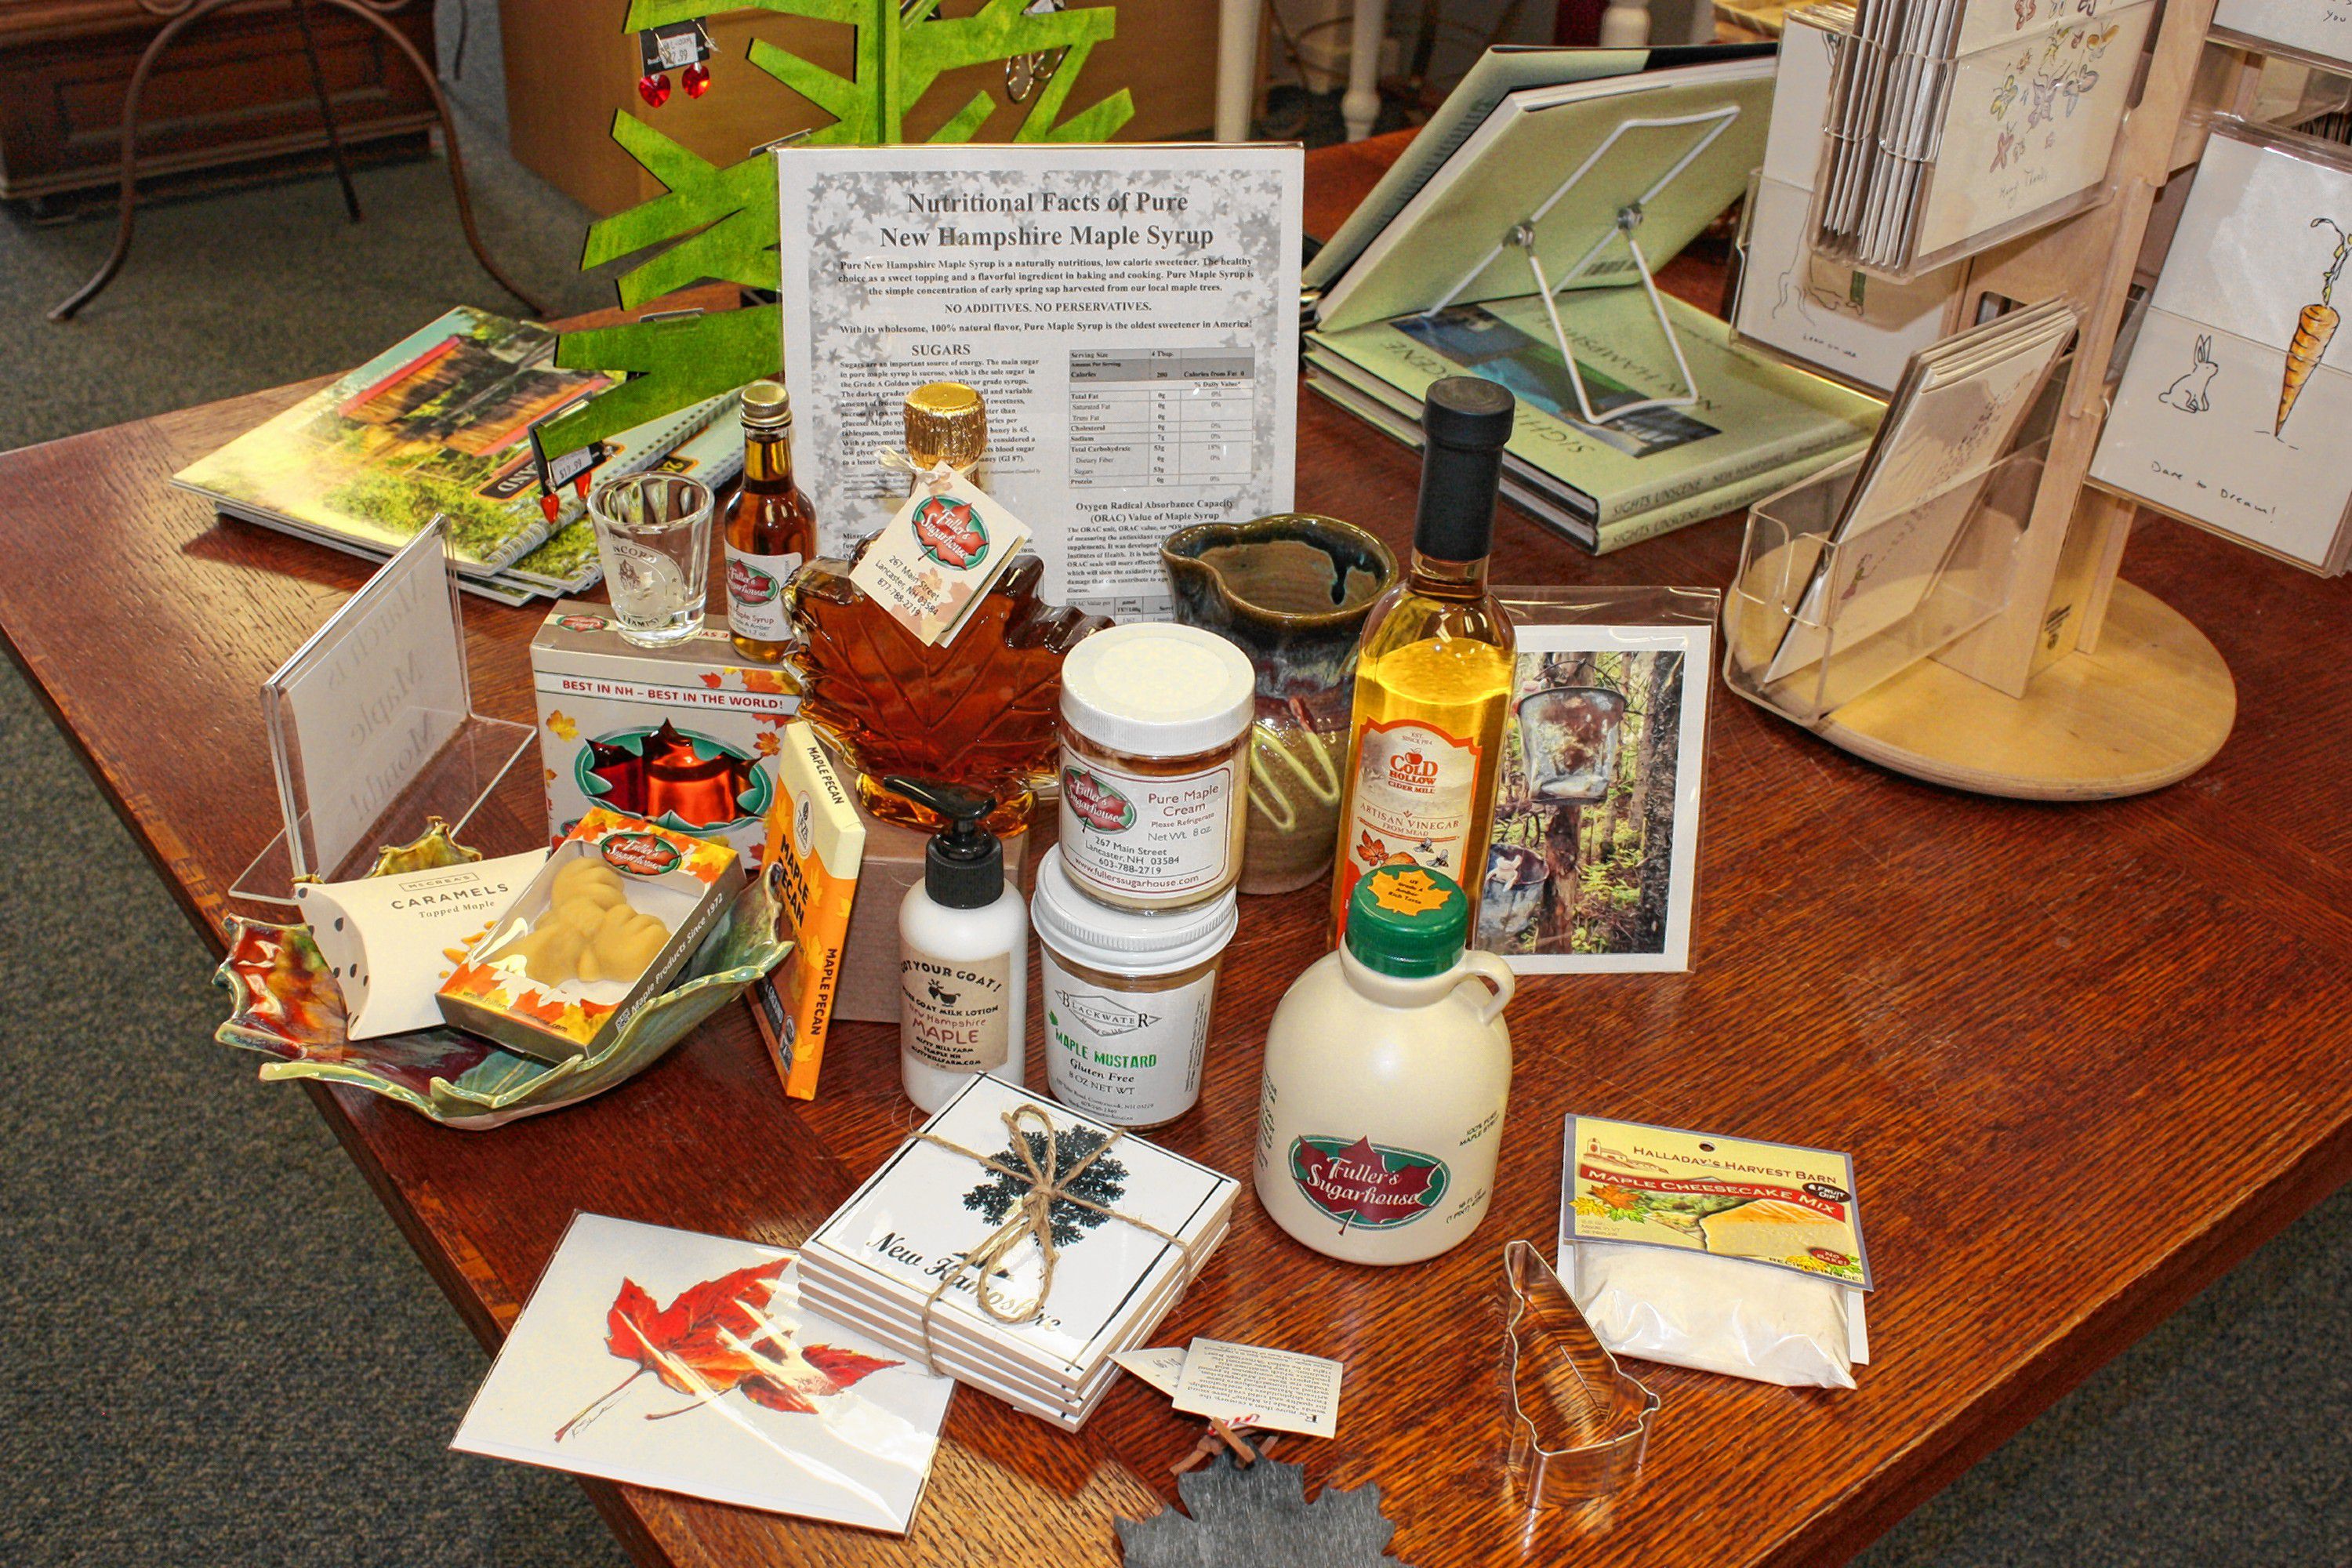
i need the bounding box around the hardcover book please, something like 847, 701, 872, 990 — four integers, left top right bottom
1305, 49, 1881, 552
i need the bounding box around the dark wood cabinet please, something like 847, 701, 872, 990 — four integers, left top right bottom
0, 0, 438, 203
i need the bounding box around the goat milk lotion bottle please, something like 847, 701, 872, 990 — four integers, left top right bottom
1257, 866, 1514, 1264
891, 778, 1028, 1113
1330, 376, 1517, 937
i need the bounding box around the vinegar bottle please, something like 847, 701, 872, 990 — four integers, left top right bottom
1330, 376, 1518, 935
724, 379, 817, 664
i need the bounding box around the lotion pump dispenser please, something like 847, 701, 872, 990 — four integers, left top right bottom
887, 776, 1029, 1112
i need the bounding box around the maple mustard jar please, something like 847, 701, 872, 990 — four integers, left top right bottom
1032, 847, 1240, 1128
1255, 865, 1513, 1265
1058, 622, 1257, 910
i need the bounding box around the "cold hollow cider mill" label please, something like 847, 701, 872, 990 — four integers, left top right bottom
1334, 717, 1481, 910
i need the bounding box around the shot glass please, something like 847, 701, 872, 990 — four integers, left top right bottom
587, 474, 714, 648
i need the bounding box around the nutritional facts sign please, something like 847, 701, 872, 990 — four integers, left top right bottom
1069, 347, 1258, 489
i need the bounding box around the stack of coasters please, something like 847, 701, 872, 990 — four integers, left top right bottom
798, 1074, 1238, 1430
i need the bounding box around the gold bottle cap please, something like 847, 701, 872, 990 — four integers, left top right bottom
742, 379, 791, 430
903, 382, 987, 469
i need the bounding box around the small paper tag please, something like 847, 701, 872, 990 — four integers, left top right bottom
1112, 1346, 1187, 1397
1170, 1338, 1342, 1440
847, 475, 1031, 648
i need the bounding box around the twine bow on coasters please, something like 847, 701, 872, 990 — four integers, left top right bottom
913, 1104, 1204, 1371
873, 448, 979, 495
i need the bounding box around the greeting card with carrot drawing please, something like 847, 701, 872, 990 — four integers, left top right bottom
2277, 217, 2349, 436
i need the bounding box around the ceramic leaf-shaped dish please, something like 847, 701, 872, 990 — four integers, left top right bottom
214, 873, 789, 1130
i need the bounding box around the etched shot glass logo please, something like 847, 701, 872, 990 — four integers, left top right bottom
1052, 988, 1160, 1037
600, 832, 683, 877
608, 537, 690, 623
1063, 766, 1136, 832
1288, 1135, 1450, 1229
727, 556, 782, 606
912, 495, 989, 570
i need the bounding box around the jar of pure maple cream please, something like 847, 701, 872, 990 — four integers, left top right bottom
1058, 622, 1255, 911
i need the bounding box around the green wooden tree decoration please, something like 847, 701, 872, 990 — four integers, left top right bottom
539, 0, 1134, 462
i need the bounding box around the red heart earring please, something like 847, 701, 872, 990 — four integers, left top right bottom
683, 60, 712, 98
637, 72, 672, 109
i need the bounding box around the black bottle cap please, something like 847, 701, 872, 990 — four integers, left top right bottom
1414, 376, 1516, 561
884, 776, 1004, 909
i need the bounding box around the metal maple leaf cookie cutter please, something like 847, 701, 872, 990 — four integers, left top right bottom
1501, 1240, 1660, 1515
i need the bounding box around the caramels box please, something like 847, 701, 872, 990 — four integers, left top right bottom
529, 602, 801, 873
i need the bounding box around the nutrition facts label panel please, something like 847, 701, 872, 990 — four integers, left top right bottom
1067, 347, 1258, 489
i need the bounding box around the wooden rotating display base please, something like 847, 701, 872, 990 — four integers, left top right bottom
1813, 583, 2235, 800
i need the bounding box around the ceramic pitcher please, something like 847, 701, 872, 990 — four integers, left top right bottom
1162, 514, 1397, 894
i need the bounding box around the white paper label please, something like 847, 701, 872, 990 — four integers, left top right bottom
900, 949, 1012, 1072
1336, 717, 1481, 907
724, 545, 800, 641
1112, 1345, 1188, 1397
1040, 953, 1215, 1127
1058, 746, 1236, 899
847, 477, 1031, 648
1170, 1338, 1342, 1439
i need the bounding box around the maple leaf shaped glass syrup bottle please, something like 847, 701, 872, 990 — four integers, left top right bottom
786, 383, 1107, 834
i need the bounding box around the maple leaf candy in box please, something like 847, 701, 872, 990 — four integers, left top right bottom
437, 808, 743, 1064
529, 601, 802, 872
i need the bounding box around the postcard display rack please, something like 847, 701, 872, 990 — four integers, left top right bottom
1724, 0, 2256, 799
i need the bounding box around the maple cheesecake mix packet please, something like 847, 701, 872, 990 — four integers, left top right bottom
797, 1074, 1240, 1428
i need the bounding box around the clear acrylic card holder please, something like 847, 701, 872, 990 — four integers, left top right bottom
1724, 441, 2047, 726
230, 519, 536, 906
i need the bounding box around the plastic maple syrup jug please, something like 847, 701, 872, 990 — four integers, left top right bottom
1254, 865, 1512, 1265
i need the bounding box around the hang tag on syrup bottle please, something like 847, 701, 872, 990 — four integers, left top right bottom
848, 474, 1032, 648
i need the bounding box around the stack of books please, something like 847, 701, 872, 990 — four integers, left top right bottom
172, 306, 743, 604
796, 1075, 1240, 1431
1303, 46, 1882, 554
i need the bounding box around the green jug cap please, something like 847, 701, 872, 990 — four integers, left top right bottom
1345, 866, 1469, 978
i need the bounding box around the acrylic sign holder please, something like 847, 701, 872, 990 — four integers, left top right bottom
1739, 0, 2251, 800
231, 520, 537, 906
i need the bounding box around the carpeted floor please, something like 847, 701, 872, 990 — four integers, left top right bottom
0, 16, 2344, 1567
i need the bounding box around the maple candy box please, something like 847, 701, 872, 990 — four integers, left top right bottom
437, 808, 743, 1063
530, 602, 801, 872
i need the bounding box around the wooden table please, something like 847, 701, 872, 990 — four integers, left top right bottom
6, 136, 2350, 1568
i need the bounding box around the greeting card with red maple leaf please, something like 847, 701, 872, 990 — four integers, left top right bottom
557, 1257, 900, 1439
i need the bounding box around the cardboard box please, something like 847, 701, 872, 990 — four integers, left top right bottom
747, 746, 1031, 1066
529, 602, 800, 873
749, 722, 866, 1100
438, 808, 742, 1063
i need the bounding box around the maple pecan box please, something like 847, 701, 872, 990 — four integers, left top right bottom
437, 808, 742, 1064
529, 601, 801, 874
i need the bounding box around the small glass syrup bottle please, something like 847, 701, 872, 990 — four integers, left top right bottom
1330, 376, 1519, 936
723, 379, 817, 665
